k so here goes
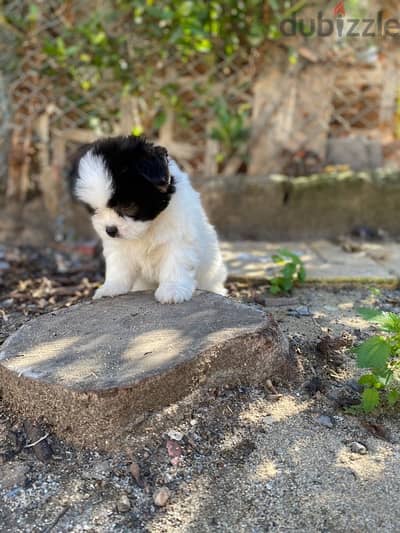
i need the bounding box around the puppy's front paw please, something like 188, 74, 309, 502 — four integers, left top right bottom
155, 283, 194, 304
93, 284, 128, 300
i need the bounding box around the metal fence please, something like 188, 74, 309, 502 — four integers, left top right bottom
1, 0, 400, 203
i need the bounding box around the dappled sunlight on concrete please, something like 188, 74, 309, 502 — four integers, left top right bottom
221, 240, 397, 282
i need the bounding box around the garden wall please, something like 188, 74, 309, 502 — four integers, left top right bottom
194, 169, 400, 240
2, 169, 400, 245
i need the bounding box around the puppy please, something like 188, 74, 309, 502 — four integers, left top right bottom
72, 135, 227, 303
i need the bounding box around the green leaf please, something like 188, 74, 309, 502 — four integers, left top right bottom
281, 278, 293, 292
131, 125, 144, 136
358, 373, 378, 387
282, 263, 296, 279
269, 284, 281, 295
27, 4, 40, 22
271, 254, 284, 264
378, 312, 400, 334
355, 336, 392, 369
298, 266, 306, 283
357, 308, 400, 333
153, 110, 167, 129
387, 389, 400, 406
80, 80, 92, 91
357, 307, 385, 321
283, 0, 308, 18
372, 367, 393, 386
361, 388, 380, 413
277, 248, 300, 263
268, 0, 279, 10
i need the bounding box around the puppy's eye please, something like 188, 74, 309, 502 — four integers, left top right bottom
116, 206, 137, 218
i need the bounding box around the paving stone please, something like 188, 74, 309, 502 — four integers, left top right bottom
221, 241, 314, 280
221, 240, 396, 283
363, 242, 400, 277
0, 291, 292, 450
308, 241, 393, 282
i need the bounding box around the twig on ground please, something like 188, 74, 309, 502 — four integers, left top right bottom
42, 506, 70, 533
24, 432, 50, 448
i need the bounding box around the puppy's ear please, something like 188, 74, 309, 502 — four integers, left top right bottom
141, 144, 171, 192
155, 145, 168, 159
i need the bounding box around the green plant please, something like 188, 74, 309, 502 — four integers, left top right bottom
269, 249, 306, 295
353, 308, 400, 413
4, 0, 311, 136
211, 98, 250, 164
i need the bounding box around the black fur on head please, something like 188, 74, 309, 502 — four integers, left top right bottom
72, 135, 175, 222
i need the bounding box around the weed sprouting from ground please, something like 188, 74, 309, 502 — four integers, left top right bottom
269, 249, 306, 295
352, 307, 400, 413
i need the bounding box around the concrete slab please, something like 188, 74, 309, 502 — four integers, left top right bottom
0, 291, 292, 450
222, 240, 397, 283
308, 241, 394, 282
221, 241, 315, 280
363, 242, 400, 277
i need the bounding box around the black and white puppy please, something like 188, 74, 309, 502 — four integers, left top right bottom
72, 135, 226, 303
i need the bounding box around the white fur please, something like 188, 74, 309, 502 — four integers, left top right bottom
78, 158, 227, 303
75, 151, 114, 209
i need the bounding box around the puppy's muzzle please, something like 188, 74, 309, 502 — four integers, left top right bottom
105, 225, 119, 238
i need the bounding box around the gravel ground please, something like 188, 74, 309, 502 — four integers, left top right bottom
1, 244, 400, 532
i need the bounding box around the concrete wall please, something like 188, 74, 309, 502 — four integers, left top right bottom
194, 169, 400, 241
2, 169, 400, 244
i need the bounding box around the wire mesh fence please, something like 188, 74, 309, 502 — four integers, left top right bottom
1, 0, 400, 202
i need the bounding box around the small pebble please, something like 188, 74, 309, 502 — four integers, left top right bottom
287, 306, 312, 317
346, 379, 363, 393
264, 415, 277, 425
153, 486, 171, 507
317, 415, 334, 429
349, 442, 367, 455
130, 462, 145, 488
83, 460, 111, 480
116, 494, 131, 513
1, 298, 14, 308
166, 430, 184, 441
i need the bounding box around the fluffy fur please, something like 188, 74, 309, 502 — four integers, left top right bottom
72, 135, 226, 303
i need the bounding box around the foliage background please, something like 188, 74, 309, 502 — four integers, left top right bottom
0, 0, 398, 203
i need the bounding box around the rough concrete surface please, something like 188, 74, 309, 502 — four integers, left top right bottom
4, 170, 400, 245
0, 291, 292, 450
195, 169, 400, 240
222, 240, 400, 283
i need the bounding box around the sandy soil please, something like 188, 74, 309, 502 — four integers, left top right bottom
1, 245, 400, 532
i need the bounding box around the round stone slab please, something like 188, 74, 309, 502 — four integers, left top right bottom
0, 291, 293, 449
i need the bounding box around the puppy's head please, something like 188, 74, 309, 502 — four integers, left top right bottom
71, 135, 175, 240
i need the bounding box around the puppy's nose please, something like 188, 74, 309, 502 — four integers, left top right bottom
105, 225, 118, 238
